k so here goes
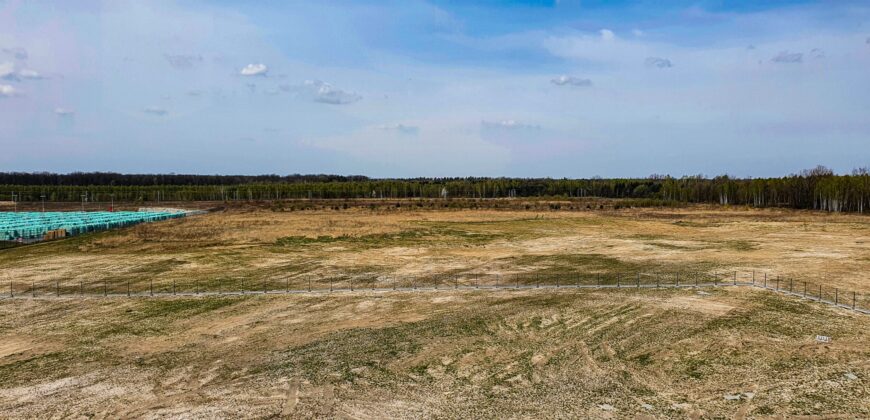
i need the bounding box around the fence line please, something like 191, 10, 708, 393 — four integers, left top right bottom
1, 271, 868, 315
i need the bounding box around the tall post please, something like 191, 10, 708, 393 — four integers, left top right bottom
9, 279, 12, 298
56, 279, 59, 297
32, 281, 35, 297
819, 284, 822, 301
173, 279, 176, 295
308, 276, 311, 292
790, 278, 793, 293
149, 278, 152, 296
733, 271, 737, 285
104, 279, 107, 297
596, 273, 600, 287
80, 279, 83, 296
835, 288, 838, 306
676, 272, 680, 287
127, 280, 130, 297
853, 292, 857, 310
752, 271, 755, 285
803, 281, 807, 298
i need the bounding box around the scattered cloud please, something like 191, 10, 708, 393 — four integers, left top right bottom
481, 119, 540, 130
164, 54, 203, 69
809, 48, 824, 59
645, 57, 673, 68
0, 62, 14, 79
143, 106, 168, 116
631, 29, 644, 37
771, 51, 802, 63
599, 29, 615, 41
0, 62, 46, 81
302, 80, 361, 105
0, 84, 18, 97
377, 123, 419, 135
17, 68, 44, 79
1, 47, 27, 60
54, 107, 75, 116
240, 63, 268, 76
551, 75, 592, 87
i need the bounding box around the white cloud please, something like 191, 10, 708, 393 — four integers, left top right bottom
377, 123, 419, 135
551, 75, 592, 87
481, 119, 540, 130
0, 62, 46, 80
1, 47, 27, 60
0, 61, 15, 79
645, 56, 673, 68
600, 29, 615, 41
771, 51, 802, 63
632, 29, 644, 37
240, 63, 268, 76
143, 106, 168, 116
302, 80, 361, 105
0, 84, 17, 97
54, 107, 75, 116
17, 68, 43, 79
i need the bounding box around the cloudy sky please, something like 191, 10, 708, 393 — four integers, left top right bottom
1, 0, 869, 177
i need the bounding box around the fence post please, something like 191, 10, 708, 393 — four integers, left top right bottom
835, 288, 838, 306
127, 280, 130, 297
752, 271, 755, 285
853, 292, 857, 310
497, 274, 500, 289
733, 271, 737, 286
196, 279, 200, 295
80, 279, 83, 296
763, 273, 767, 289
790, 278, 793, 293
105, 279, 108, 297
775, 277, 779, 291
803, 281, 807, 298
819, 284, 822, 301
149, 278, 152, 296
308, 276, 311, 292
173, 279, 176, 295
596, 273, 600, 287
676, 272, 680, 287
9, 279, 12, 298
56, 279, 59, 297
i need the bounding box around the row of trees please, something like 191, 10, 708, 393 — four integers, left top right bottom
2, 167, 869, 213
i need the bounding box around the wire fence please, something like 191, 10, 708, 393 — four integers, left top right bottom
2, 271, 868, 314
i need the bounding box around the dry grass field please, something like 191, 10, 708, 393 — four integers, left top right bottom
1, 203, 869, 417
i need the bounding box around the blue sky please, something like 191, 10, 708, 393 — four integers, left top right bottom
1, 0, 868, 177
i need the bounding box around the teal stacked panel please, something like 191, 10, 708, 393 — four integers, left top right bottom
0, 211, 188, 241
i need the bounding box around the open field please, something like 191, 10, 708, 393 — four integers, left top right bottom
1, 203, 869, 417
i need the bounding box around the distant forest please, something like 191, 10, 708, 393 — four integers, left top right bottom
1, 166, 869, 213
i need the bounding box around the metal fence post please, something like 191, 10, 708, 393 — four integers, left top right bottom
763, 273, 767, 289
127, 280, 130, 297
149, 278, 152, 296
835, 288, 838, 306
803, 281, 807, 298
308, 276, 311, 292
9, 279, 12, 298
173, 279, 176, 295
80, 279, 83, 296
676, 272, 680, 287
733, 271, 737, 285
853, 292, 857, 310
31, 280, 35, 298
790, 278, 794, 293
105, 279, 108, 297
752, 271, 755, 285
819, 284, 822, 301
56, 279, 59, 297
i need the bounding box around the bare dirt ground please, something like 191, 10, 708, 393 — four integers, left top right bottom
1, 204, 869, 417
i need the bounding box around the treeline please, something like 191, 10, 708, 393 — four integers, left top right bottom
1, 166, 869, 213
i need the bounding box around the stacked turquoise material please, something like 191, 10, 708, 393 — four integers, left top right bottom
0, 211, 188, 241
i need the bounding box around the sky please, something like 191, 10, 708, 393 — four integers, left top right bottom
0, 0, 868, 178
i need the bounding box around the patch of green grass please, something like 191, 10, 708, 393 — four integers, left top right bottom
91, 297, 241, 339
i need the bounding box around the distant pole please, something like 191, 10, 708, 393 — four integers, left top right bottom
104, 279, 107, 297
32, 280, 34, 297
127, 280, 130, 297
853, 292, 857, 310
819, 284, 822, 301
173, 279, 176, 295
764, 273, 767, 289
752, 271, 755, 285
676, 272, 680, 287
40, 194, 46, 213
803, 281, 807, 298
56, 279, 59, 296
150, 278, 153, 296
9, 279, 12, 297
733, 271, 737, 285
835, 288, 838, 306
